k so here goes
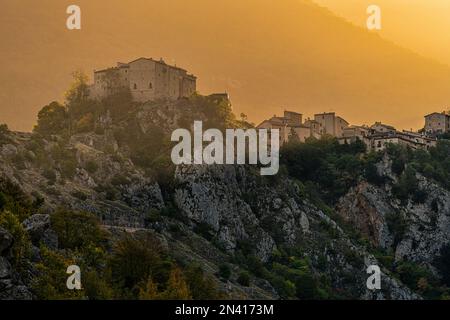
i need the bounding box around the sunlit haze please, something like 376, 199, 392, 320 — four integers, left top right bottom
1, 0, 450, 131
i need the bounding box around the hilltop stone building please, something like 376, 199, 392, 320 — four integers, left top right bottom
89, 57, 197, 102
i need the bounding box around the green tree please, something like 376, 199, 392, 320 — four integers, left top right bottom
34, 101, 68, 135
65, 70, 90, 106
110, 234, 164, 291
218, 263, 231, 280
51, 209, 106, 250
159, 268, 192, 300
0, 210, 30, 268
32, 246, 83, 299
237, 271, 251, 286
138, 277, 160, 300
185, 264, 222, 299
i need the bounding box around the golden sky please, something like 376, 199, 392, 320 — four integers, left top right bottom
1, 0, 450, 131
314, 0, 450, 66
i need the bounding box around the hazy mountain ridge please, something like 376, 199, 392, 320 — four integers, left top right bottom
2, 0, 450, 131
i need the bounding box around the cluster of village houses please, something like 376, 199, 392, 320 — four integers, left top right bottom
257, 110, 450, 151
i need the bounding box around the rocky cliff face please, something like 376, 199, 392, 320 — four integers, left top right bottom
0, 99, 443, 300
172, 163, 420, 299
337, 155, 450, 281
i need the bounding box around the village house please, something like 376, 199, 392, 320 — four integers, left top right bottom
89, 57, 197, 102
303, 118, 321, 135
370, 122, 396, 134
424, 111, 450, 136
400, 130, 437, 149
257, 111, 321, 145
313, 112, 349, 138
339, 125, 371, 147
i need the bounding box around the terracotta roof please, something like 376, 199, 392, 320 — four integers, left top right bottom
128, 57, 190, 73
425, 112, 449, 118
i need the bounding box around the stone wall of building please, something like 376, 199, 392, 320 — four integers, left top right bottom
424, 112, 450, 135
90, 65, 129, 100
314, 112, 349, 137
90, 58, 196, 102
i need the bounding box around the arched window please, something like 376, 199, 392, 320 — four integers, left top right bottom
133, 83, 137, 90
149, 82, 153, 89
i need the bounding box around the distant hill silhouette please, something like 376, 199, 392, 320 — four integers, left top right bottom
1, 0, 450, 131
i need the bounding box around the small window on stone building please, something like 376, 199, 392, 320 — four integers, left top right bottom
149, 82, 153, 89
133, 83, 137, 90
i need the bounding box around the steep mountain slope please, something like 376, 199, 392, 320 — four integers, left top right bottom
2, 0, 450, 131
0, 96, 432, 300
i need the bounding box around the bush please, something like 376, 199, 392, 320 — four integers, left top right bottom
218, 263, 231, 280
111, 175, 129, 186
237, 271, 251, 286
412, 189, 428, 204
42, 168, 57, 184
0, 193, 6, 211
32, 246, 83, 299
184, 264, 222, 299
71, 190, 88, 201
51, 209, 105, 249
85, 161, 99, 174
60, 158, 77, 179
435, 244, 450, 287
267, 273, 295, 298
94, 184, 119, 201
100, 89, 133, 121
0, 123, 8, 135
193, 222, 214, 241
144, 209, 161, 226
74, 113, 95, 133
385, 212, 407, 247
392, 167, 419, 203
392, 159, 405, 175
395, 261, 438, 297
246, 255, 266, 277
0, 177, 34, 221
139, 267, 192, 300
110, 234, 166, 291
0, 210, 31, 268
157, 268, 192, 300
294, 272, 319, 300
0, 124, 10, 145
11, 153, 26, 170
364, 162, 385, 186
82, 270, 114, 300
